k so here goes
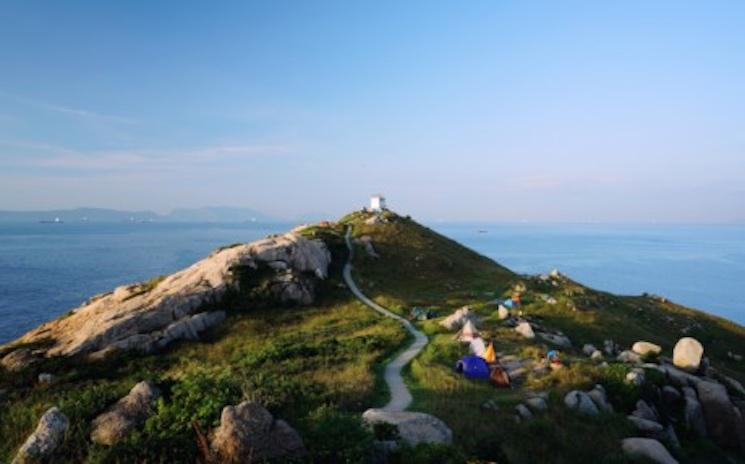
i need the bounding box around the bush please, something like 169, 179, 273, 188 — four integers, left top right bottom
392, 443, 466, 464
300, 404, 374, 463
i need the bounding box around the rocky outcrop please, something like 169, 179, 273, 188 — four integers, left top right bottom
696, 380, 745, 449
210, 401, 307, 463
621, 438, 678, 464
1, 233, 331, 359
362, 409, 453, 447
91, 381, 160, 445
673, 337, 704, 371
12, 407, 68, 464
682, 386, 707, 437
514, 322, 535, 339
564, 390, 599, 416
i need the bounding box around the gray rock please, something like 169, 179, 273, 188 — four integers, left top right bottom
720, 375, 745, 398
673, 337, 704, 371
660, 364, 702, 388
582, 344, 597, 356
515, 404, 534, 421
632, 341, 662, 357
91, 381, 161, 445
38, 373, 54, 385
12, 407, 69, 464
211, 401, 307, 462
525, 396, 548, 413
538, 332, 571, 347
604, 339, 618, 355
696, 380, 745, 449
682, 386, 707, 437
588, 384, 613, 413
1, 348, 36, 372
591, 350, 604, 361
628, 415, 664, 433
617, 350, 642, 364
621, 438, 678, 464
515, 322, 535, 339
633, 400, 658, 422
564, 390, 599, 416
362, 409, 452, 447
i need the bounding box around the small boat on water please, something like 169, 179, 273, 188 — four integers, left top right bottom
477, 229, 488, 234
40, 217, 64, 224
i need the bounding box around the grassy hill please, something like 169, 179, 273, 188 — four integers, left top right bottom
1, 210, 744, 463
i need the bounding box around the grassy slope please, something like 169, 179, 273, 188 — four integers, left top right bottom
0, 221, 406, 463
346, 211, 745, 464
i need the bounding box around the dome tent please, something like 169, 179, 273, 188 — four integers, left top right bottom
455, 355, 490, 379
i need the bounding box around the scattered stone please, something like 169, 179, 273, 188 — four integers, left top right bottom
91, 381, 161, 445
696, 380, 745, 449
621, 438, 679, 464
626, 368, 646, 386
564, 390, 599, 416
538, 332, 571, 347
13, 407, 69, 463
362, 409, 452, 447
525, 396, 548, 413
604, 339, 618, 356
211, 401, 307, 462
481, 399, 500, 412
627, 415, 664, 434
673, 337, 704, 372
1, 348, 37, 372
355, 235, 379, 258
588, 384, 613, 413
582, 344, 597, 356
728, 351, 743, 362
515, 404, 534, 421
591, 350, 604, 361
682, 386, 707, 437
37, 373, 54, 385
497, 305, 510, 320
617, 350, 642, 364
514, 322, 535, 339
632, 341, 662, 357
633, 400, 658, 422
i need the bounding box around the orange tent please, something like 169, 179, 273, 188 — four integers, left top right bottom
484, 342, 497, 363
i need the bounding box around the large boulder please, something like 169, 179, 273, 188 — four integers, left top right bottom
1, 233, 331, 358
632, 341, 662, 357
362, 409, 452, 447
621, 438, 678, 464
673, 337, 704, 371
588, 384, 613, 413
696, 380, 745, 449
210, 401, 307, 463
12, 407, 69, 464
538, 332, 571, 347
627, 415, 664, 434
564, 390, 599, 416
91, 381, 160, 445
1, 348, 37, 372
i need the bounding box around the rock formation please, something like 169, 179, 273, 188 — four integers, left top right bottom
362, 409, 453, 447
210, 401, 307, 463
0, 233, 331, 362
12, 407, 68, 464
91, 381, 161, 445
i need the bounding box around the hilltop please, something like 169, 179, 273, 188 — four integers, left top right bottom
1, 210, 744, 463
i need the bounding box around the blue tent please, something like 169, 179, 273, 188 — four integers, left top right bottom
503, 299, 515, 309
455, 355, 491, 380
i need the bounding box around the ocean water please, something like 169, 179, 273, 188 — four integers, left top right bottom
0, 221, 743, 344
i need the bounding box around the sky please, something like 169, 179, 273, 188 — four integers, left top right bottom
1, 1, 744, 222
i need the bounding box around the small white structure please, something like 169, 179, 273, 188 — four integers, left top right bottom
370, 194, 386, 212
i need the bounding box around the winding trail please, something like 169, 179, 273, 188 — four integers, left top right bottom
343, 227, 428, 411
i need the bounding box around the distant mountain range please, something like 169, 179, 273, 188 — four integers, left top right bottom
0, 207, 280, 223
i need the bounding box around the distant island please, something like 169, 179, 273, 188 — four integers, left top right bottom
0, 206, 279, 224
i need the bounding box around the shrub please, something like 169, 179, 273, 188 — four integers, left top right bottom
300, 404, 374, 463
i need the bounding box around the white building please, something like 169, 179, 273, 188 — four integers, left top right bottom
370, 194, 386, 212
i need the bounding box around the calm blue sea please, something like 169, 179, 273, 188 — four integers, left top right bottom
1, 221, 744, 343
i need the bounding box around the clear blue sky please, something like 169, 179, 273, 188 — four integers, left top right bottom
1, 1, 744, 222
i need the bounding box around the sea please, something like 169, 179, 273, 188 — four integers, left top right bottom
1, 221, 744, 344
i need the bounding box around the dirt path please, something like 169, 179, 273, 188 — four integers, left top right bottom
343, 227, 428, 411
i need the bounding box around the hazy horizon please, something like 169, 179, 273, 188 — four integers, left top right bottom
2, 1, 744, 222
